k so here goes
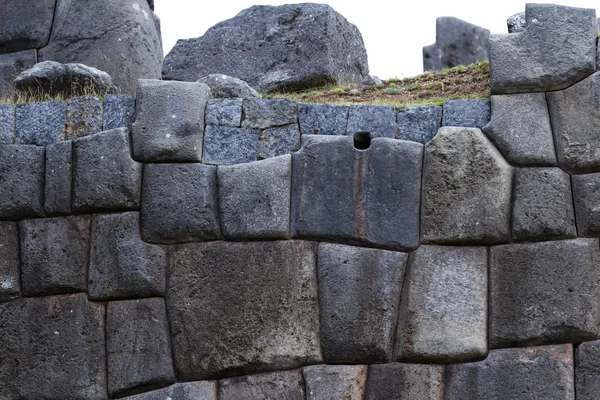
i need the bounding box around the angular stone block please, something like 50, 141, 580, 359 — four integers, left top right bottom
218, 370, 305, 400
347, 105, 396, 138
0, 50, 36, 97
446, 345, 575, 399
421, 127, 513, 244
15, 101, 66, 145
490, 4, 597, 94
483, 93, 556, 166
19, 216, 90, 296
0, 104, 15, 144
547, 72, 600, 173
576, 339, 600, 400
89, 212, 166, 300
489, 239, 600, 348
168, 241, 321, 380
45, 140, 72, 215
73, 127, 142, 212
512, 168, 576, 241
364, 363, 445, 400
0, 222, 20, 302
218, 155, 291, 239
396, 106, 442, 143
318, 243, 407, 363
120, 382, 217, 400
573, 173, 600, 236
442, 100, 490, 128
292, 136, 422, 251
107, 298, 175, 398
259, 123, 301, 159
202, 125, 260, 165
65, 95, 103, 140
103, 94, 135, 131
241, 98, 298, 130
206, 98, 243, 127
298, 103, 348, 136
0, 0, 55, 53
0, 145, 44, 220
395, 245, 487, 363
141, 163, 220, 244
132, 80, 211, 162
303, 365, 367, 400
0, 294, 106, 399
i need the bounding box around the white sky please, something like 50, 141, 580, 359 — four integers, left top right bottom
155, 0, 599, 79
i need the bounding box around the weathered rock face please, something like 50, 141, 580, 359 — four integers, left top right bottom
396, 106, 442, 144
198, 74, 260, 98
442, 100, 490, 129
163, 3, 369, 92
507, 12, 526, 33
45, 141, 72, 215
573, 173, 600, 237
15, 101, 66, 146
423, 17, 489, 72
0, 0, 55, 54
577, 340, 600, 400
364, 363, 445, 400
0, 50, 37, 97
303, 365, 367, 400
219, 370, 306, 400
121, 382, 217, 400
38, 0, 163, 92
0, 221, 20, 301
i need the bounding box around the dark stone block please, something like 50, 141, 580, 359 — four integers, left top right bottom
206, 98, 243, 127
120, 382, 217, 400
65, 95, 103, 140
573, 172, 600, 236
218, 370, 306, 400
241, 98, 298, 130
15, 101, 66, 145
103, 94, 135, 130
0, 0, 55, 53
303, 365, 367, 400
442, 100, 490, 128
259, 123, 301, 159
298, 103, 348, 136
364, 363, 445, 400
0, 222, 20, 302
0, 104, 15, 144
202, 125, 260, 165
576, 339, 600, 400
347, 105, 396, 138
45, 140, 72, 216
0, 50, 37, 97
396, 106, 442, 143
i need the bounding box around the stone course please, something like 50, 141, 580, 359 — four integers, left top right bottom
303, 365, 367, 400
365, 363, 444, 400
103, 94, 135, 131
0, 221, 20, 301
347, 105, 396, 138
45, 140, 72, 215
577, 339, 600, 400
218, 370, 306, 399
15, 101, 66, 145
0, 104, 15, 143
299, 103, 348, 136
573, 172, 600, 236
65, 95, 103, 140
442, 100, 490, 128
396, 105, 441, 143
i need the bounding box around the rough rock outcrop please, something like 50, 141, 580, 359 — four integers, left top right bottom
198, 74, 260, 98
507, 12, 526, 33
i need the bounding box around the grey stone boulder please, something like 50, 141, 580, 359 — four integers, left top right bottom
0, 222, 20, 302
73, 128, 141, 212
167, 241, 321, 380
218, 370, 306, 400
39, 0, 163, 92
512, 168, 576, 241
318, 243, 407, 364
14, 61, 113, 98
507, 12, 526, 33
259, 123, 301, 159
395, 245, 488, 363
202, 125, 260, 165
423, 17, 489, 71
132, 80, 212, 162
347, 105, 396, 138
303, 365, 367, 400
442, 100, 490, 128
547, 72, 600, 173
489, 239, 600, 348
163, 3, 369, 92
141, 163, 221, 244
120, 382, 217, 400
573, 173, 600, 237
362, 75, 383, 88
45, 141, 72, 215
483, 93, 556, 166
107, 298, 175, 398
489, 4, 597, 94
89, 212, 166, 300
218, 155, 291, 240
397, 106, 442, 143
576, 339, 600, 400
198, 74, 260, 98
299, 103, 348, 136
65, 95, 103, 140
19, 216, 90, 296
0, 104, 14, 144
103, 94, 135, 131
0, 0, 55, 53
364, 364, 444, 400
0, 294, 106, 399
0, 50, 36, 97
421, 127, 513, 244
292, 136, 422, 250
0, 145, 45, 220
15, 101, 66, 145
242, 98, 297, 130
446, 344, 575, 399
206, 98, 243, 127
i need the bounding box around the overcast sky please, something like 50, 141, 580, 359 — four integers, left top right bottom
155, 0, 599, 79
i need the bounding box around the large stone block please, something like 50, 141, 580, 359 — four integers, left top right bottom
364, 363, 445, 400
489, 239, 600, 348
218, 155, 291, 239
396, 106, 442, 144
442, 100, 490, 129
241, 98, 298, 130
489, 4, 597, 94
507, 12, 526, 33
483, 93, 556, 166
65, 95, 103, 140
0, 222, 20, 302
0, 0, 55, 53
303, 365, 367, 400
299, 103, 348, 136
318, 243, 407, 363
73, 127, 142, 212
198, 74, 260, 99
547, 72, 600, 173
45, 140, 72, 215
120, 382, 217, 400
132, 80, 211, 162
0, 50, 36, 97
0, 104, 15, 144
202, 125, 260, 165
446, 345, 575, 399
512, 168, 576, 241
103, 94, 136, 131
167, 241, 321, 380
89, 212, 166, 300
292, 136, 422, 251
0, 145, 45, 220
347, 105, 396, 138
421, 127, 513, 244
573, 173, 600, 236
0, 294, 106, 399
15, 101, 66, 145
395, 245, 487, 363
141, 163, 220, 244
576, 339, 600, 400
107, 298, 175, 398
259, 123, 301, 159
206, 98, 243, 127
19, 216, 90, 296
218, 370, 305, 400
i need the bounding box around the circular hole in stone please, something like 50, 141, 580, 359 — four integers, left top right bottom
353, 132, 371, 150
